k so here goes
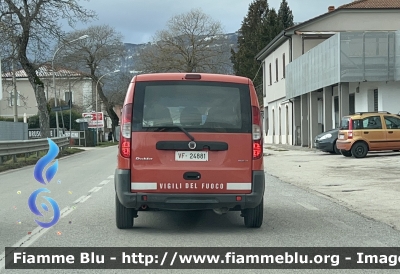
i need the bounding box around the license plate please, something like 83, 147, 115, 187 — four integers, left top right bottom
339, 134, 345, 139
175, 151, 208, 161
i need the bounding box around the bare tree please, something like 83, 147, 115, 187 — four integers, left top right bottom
135, 8, 232, 74
104, 71, 132, 106
0, 0, 96, 137
57, 25, 127, 133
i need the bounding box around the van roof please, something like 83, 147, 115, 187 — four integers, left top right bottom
133, 73, 251, 85
343, 111, 393, 119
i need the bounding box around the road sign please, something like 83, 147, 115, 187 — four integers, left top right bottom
28, 129, 56, 139
82, 112, 104, 128
51, 105, 71, 112
75, 118, 92, 123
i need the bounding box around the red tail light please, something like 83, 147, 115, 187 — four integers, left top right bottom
252, 106, 263, 160
348, 118, 353, 139
120, 103, 132, 158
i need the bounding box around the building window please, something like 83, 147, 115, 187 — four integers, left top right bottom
65, 91, 72, 104
282, 53, 286, 78
275, 58, 278, 82
373, 89, 378, 111
334, 96, 339, 128
8, 91, 21, 107
269, 63, 272, 86
349, 94, 355, 115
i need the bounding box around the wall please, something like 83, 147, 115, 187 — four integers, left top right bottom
396, 30, 400, 81
304, 38, 330, 53
379, 82, 400, 114
286, 34, 340, 99
0, 77, 91, 117
301, 11, 400, 32
0, 121, 28, 140
265, 98, 293, 145
263, 39, 290, 104
340, 31, 396, 82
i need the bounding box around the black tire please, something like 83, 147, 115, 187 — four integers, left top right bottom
394, 150, 399, 152
333, 140, 340, 154
243, 198, 264, 228
341, 150, 352, 157
115, 194, 136, 229
351, 142, 368, 158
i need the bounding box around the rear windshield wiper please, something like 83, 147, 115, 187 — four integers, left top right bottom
153, 126, 195, 141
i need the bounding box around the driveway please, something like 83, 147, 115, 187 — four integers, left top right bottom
264, 144, 400, 231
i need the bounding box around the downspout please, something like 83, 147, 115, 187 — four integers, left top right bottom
283, 31, 295, 145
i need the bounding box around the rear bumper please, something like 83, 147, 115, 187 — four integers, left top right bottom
114, 169, 265, 211
336, 140, 352, 151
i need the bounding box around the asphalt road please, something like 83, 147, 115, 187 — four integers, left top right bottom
1, 146, 400, 273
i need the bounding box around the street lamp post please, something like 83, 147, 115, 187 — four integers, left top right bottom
52, 34, 89, 137
95, 70, 120, 144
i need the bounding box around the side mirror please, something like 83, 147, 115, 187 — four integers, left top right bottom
115, 126, 120, 142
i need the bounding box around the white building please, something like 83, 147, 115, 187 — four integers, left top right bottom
256, 0, 400, 147
1, 64, 92, 119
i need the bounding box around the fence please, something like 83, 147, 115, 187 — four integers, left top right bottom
0, 137, 69, 165
0, 121, 28, 141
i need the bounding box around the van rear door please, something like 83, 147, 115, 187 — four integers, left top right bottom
130, 80, 253, 194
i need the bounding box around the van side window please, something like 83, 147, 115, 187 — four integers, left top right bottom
362, 116, 382, 129
352, 119, 363, 129
384, 116, 400, 129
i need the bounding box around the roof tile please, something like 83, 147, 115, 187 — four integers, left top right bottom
338, 0, 400, 9
2, 63, 86, 78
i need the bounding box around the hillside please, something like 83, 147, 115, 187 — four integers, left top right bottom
118, 32, 239, 74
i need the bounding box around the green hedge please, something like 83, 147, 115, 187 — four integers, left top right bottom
0, 110, 83, 131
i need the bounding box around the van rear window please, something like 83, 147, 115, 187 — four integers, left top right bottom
340, 117, 362, 130
131, 81, 252, 133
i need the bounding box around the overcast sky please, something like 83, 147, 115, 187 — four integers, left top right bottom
67, 0, 352, 44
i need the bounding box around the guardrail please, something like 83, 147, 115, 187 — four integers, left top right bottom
0, 137, 70, 164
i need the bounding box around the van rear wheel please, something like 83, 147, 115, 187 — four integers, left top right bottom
115, 194, 136, 229
351, 142, 368, 158
242, 198, 264, 228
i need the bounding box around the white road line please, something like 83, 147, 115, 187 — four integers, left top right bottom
108, 175, 114, 179
60, 207, 75, 218
297, 202, 319, 211
99, 180, 110, 185
59, 207, 70, 215
0, 253, 4, 272
73, 196, 86, 204
0, 223, 53, 272
91, 187, 102, 193
88, 187, 98, 193
80, 195, 91, 203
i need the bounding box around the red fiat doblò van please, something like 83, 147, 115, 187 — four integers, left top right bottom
114, 73, 265, 228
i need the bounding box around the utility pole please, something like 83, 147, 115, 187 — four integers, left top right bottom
12, 58, 18, 122
69, 77, 72, 144
9, 14, 18, 122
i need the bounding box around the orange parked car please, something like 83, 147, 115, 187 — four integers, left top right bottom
336, 111, 400, 158
114, 73, 265, 228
